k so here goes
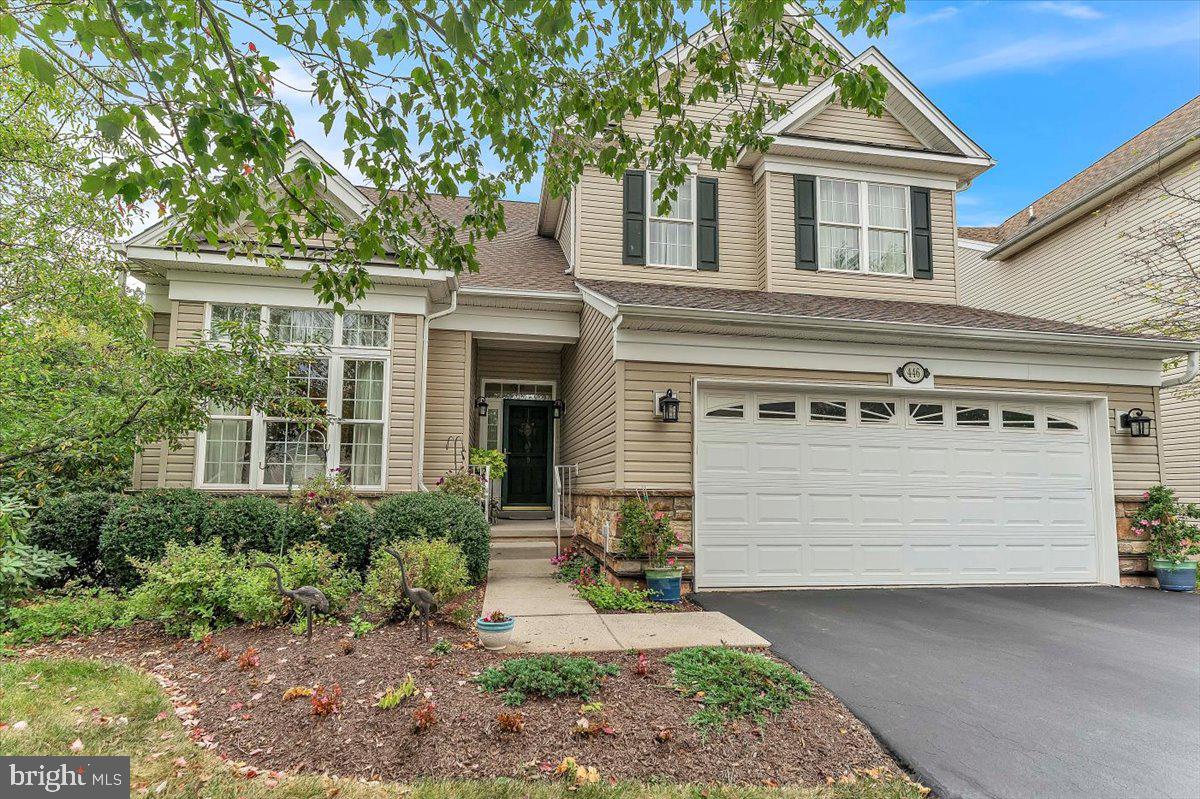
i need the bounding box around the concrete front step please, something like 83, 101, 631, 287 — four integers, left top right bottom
491, 518, 569, 541
490, 541, 556, 560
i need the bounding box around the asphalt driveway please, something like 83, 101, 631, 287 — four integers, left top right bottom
694, 586, 1200, 799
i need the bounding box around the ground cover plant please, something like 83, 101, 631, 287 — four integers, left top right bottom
665, 646, 813, 734
475, 655, 621, 706
575, 581, 656, 613
0, 588, 129, 647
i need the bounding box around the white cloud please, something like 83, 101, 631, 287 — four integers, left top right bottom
922, 13, 1199, 82
1026, 1, 1104, 21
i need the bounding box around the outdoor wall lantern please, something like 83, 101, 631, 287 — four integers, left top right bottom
553, 399, 565, 419
1120, 407, 1153, 438
475, 397, 489, 417
657, 389, 681, 423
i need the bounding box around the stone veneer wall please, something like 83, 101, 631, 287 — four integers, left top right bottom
1116, 498, 1161, 588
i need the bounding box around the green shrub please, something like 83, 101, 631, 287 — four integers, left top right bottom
552, 551, 599, 584
124, 539, 242, 638
575, 580, 655, 612
0, 589, 129, 646
469, 447, 507, 480
28, 491, 118, 578
616, 497, 652, 557
98, 489, 211, 588
316, 502, 374, 572
373, 492, 489, 582
363, 539, 470, 618
663, 646, 812, 734
229, 541, 360, 626
1133, 484, 1200, 565
436, 471, 486, 502
1, 495, 76, 605
203, 496, 282, 553
474, 655, 620, 706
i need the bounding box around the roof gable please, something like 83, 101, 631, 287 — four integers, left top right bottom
765, 48, 989, 160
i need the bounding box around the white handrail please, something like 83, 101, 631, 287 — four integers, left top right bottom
552, 464, 578, 556
467, 463, 491, 521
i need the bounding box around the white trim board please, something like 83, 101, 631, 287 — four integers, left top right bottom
431, 303, 580, 342
166, 273, 431, 315
752, 156, 963, 191
615, 328, 1168, 387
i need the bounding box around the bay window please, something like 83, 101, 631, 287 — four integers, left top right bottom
647, 172, 696, 268
818, 178, 910, 276
199, 304, 390, 490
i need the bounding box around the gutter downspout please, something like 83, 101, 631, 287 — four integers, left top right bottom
1162, 350, 1200, 389
416, 277, 459, 491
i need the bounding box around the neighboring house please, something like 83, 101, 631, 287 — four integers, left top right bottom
126, 20, 1198, 590
958, 98, 1200, 519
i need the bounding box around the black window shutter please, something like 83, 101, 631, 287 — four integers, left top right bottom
794, 175, 818, 271
911, 187, 933, 280
696, 177, 719, 271
622, 170, 646, 265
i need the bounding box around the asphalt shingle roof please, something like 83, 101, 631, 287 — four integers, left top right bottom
579, 278, 1172, 340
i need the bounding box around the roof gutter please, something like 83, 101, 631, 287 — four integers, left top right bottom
987, 131, 1200, 261
608, 300, 1199, 358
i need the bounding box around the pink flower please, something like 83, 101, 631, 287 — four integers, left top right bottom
306, 491, 316, 499
653, 511, 667, 520
667, 557, 677, 566
1152, 519, 1161, 526
1142, 491, 1151, 500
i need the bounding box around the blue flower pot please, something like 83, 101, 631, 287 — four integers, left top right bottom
1152, 559, 1198, 592
476, 617, 516, 650
644, 568, 684, 603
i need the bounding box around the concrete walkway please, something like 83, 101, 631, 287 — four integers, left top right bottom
482, 540, 768, 653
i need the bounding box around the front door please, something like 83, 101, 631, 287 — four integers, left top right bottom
502, 400, 553, 507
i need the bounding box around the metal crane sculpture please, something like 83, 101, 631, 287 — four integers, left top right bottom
383, 546, 438, 641
255, 561, 329, 641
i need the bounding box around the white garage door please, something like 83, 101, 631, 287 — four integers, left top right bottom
694, 387, 1101, 588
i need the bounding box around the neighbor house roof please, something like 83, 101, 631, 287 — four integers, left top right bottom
357, 189, 575, 294
985, 96, 1200, 258
578, 278, 1188, 344
957, 226, 1003, 244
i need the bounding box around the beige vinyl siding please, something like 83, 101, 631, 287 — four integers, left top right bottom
793, 102, 924, 148
388, 314, 420, 492
1161, 373, 1200, 503
556, 190, 575, 269
959, 157, 1200, 327
937, 376, 1162, 498
559, 306, 618, 488
958, 156, 1199, 501
476, 347, 560, 386
755, 175, 770, 291
423, 329, 471, 483
954, 242, 991, 304
765, 172, 958, 302
620, 363, 889, 489
133, 312, 174, 489
574, 162, 763, 290
160, 301, 206, 487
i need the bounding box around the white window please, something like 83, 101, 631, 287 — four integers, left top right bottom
909, 402, 945, 426
809, 399, 848, 423
955, 405, 991, 428
859, 400, 897, 425
703, 392, 745, 419
817, 179, 910, 276
1001, 407, 1037, 430
1046, 409, 1081, 431
647, 172, 696, 268
758, 398, 797, 420
199, 304, 390, 490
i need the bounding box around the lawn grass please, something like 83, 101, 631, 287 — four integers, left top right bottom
0, 658, 925, 799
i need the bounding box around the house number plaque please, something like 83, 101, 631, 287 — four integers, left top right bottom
897, 361, 931, 384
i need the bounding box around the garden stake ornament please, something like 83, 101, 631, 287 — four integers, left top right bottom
384, 546, 438, 641
255, 561, 329, 641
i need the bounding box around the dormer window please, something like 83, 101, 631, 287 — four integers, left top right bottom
647, 172, 696, 268
817, 178, 910, 276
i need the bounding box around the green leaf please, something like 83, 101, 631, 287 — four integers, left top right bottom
0, 14, 18, 39
17, 47, 57, 85
96, 109, 133, 143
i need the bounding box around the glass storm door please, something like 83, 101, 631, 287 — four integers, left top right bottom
501, 399, 553, 507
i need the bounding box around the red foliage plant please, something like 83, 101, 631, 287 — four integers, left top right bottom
310, 684, 343, 717
213, 645, 231, 662
412, 701, 437, 732
237, 647, 259, 671
495, 710, 525, 733
634, 651, 649, 677
483, 610, 509, 623
196, 634, 213, 653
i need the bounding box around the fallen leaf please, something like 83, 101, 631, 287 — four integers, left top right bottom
70, 739, 84, 753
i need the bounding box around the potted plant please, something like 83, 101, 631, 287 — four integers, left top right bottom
476, 610, 516, 650
1133, 485, 1200, 592
643, 505, 684, 604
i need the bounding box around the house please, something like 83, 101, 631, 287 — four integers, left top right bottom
958, 97, 1200, 581
126, 20, 1199, 591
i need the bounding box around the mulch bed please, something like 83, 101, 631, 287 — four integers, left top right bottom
26, 619, 901, 787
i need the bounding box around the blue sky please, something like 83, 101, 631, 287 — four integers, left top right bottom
277, 0, 1200, 228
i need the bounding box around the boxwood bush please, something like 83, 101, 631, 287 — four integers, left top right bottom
203, 495, 282, 554
373, 492, 489, 582
28, 491, 119, 579
316, 502, 374, 573
98, 489, 211, 588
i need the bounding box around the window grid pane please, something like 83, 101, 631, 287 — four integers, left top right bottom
649, 219, 694, 267
909, 403, 945, 426
268, 308, 334, 345
203, 419, 252, 485
810, 400, 848, 422
648, 174, 693, 220
819, 225, 860, 271
342, 312, 390, 347
868, 229, 907, 274
819, 179, 859, 224
1001, 409, 1036, 429
210, 304, 261, 342
956, 406, 991, 427
339, 423, 383, 486
341, 359, 385, 421
263, 421, 328, 486
868, 184, 906, 229
859, 401, 896, 424
758, 400, 797, 420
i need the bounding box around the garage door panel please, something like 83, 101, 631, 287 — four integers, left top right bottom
695, 389, 1101, 588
